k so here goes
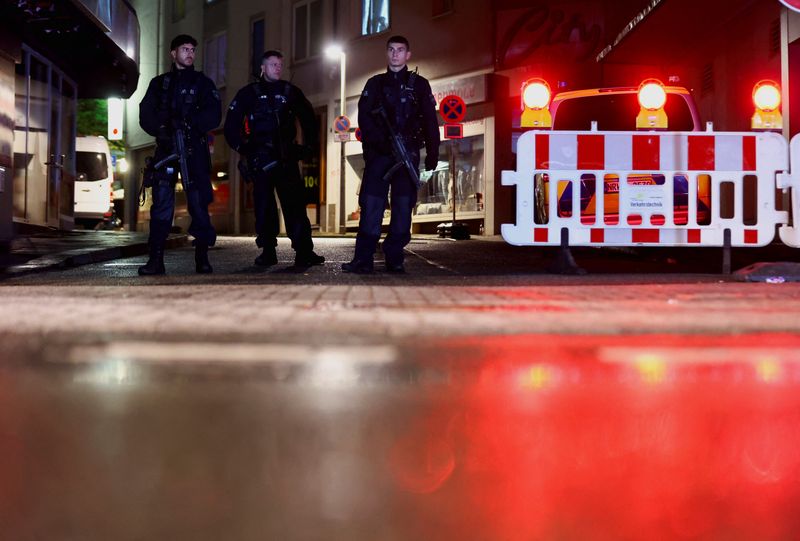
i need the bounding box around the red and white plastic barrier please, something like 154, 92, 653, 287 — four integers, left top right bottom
502, 129, 790, 248
778, 135, 800, 248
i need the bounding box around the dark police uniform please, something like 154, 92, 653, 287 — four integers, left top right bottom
224, 79, 320, 264
139, 65, 221, 256
347, 65, 440, 272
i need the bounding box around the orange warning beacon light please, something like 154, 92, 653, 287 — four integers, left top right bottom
521, 78, 552, 129
751, 80, 782, 131
636, 79, 668, 130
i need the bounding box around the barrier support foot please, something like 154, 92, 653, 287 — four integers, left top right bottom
722, 229, 731, 275
548, 229, 587, 275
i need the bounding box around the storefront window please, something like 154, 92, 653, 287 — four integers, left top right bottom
208, 130, 230, 216
344, 133, 485, 225
345, 153, 365, 222
418, 135, 484, 216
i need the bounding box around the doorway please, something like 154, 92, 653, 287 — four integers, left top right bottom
13, 45, 77, 228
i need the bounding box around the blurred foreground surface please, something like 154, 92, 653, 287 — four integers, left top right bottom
1, 237, 800, 540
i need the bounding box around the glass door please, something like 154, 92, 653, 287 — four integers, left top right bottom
23, 52, 50, 225
12, 46, 77, 227
47, 69, 61, 226
60, 80, 76, 222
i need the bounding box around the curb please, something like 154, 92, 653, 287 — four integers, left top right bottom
0, 234, 189, 277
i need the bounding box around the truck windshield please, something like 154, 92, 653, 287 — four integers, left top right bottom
553, 94, 696, 131
76, 151, 109, 182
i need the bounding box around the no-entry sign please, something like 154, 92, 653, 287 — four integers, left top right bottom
333, 115, 351, 133
779, 0, 800, 12
439, 95, 466, 123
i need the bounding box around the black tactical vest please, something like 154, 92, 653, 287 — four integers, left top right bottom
248, 81, 292, 141
381, 70, 422, 145
161, 69, 203, 124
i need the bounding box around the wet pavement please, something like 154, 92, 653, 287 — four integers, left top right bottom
3, 333, 800, 540
2, 237, 800, 539
0, 227, 187, 276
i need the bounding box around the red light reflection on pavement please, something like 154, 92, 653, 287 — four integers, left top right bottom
389, 334, 800, 540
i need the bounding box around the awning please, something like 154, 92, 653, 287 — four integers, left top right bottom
1, 0, 139, 98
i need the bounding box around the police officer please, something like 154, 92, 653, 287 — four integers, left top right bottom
138, 34, 221, 275
224, 50, 324, 268
342, 35, 440, 274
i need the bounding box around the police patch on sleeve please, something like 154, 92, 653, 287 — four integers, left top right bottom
212, 89, 220, 101
228, 99, 237, 111
362, 90, 369, 97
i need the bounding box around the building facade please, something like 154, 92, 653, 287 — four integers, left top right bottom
0, 0, 139, 248
127, 0, 799, 239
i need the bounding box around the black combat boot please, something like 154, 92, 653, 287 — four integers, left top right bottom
385, 261, 406, 273
195, 244, 213, 274
138, 244, 166, 276
341, 259, 374, 274
295, 251, 325, 268
255, 247, 278, 267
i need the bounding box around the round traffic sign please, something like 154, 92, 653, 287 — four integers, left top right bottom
354, 127, 362, 142
779, 0, 800, 12
439, 95, 466, 123
333, 115, 351, 133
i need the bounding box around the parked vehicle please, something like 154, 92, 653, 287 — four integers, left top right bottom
523, 80, 711, 226
74, 136, 118, 229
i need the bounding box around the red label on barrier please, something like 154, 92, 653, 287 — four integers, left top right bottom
590, 229, 604, 243
743, 136, 757, 171
688, 136, 715, 170
687, 229, 701, 244
578, 135, 604, 170
744, 229, 758, 244
534, 228, 549, 242
632, 135, 660, 170
535, 134, 550, 169
632, 229, 659, 243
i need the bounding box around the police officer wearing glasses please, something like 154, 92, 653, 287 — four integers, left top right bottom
138, 34, 221, 275
342, 35, 440, 274
224, 50, 324, 268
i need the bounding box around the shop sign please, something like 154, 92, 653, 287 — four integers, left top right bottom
430, 74, 488, 107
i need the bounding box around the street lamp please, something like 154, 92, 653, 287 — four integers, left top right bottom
325, 44, 347, 233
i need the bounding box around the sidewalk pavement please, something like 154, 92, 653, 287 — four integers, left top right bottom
3, 223, 800, 281
0, 227, 188, 276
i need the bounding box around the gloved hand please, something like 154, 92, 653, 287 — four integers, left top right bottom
424, 154, 439, 171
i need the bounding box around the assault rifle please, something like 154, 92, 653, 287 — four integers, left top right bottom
237, 155, 278, 183
153, 123, 192, 191
372, 106, 421, 188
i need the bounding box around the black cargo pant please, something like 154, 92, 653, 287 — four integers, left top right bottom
352, 149, 418, 266
149, 159, 216, 249
249, 154, 314, 255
